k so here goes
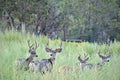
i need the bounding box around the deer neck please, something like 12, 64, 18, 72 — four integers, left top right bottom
101, 60, 106, 65
48, 57, 55, 65
80, 63, 86, 67
25, 55, 33, 65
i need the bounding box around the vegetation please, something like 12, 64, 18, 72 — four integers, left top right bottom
0, 31, 120, 80
0, 0, 120, 42
0, 1, 120, 79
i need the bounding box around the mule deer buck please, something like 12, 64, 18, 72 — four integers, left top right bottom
96, 50, 111, 67
78, 53, 93, 71
29, 41, 62, 74
15, 40, 39, 70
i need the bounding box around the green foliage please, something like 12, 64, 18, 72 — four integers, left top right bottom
0, 0, 120, 42
0, 31, 120, 80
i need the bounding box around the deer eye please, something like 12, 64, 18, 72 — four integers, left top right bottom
29, 50, 31, 53
31, 52, 36, 54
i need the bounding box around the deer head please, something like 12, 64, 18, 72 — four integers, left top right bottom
27, 40, 39, 57
97, 50, 111, 63
45, 41, 62, 59
78, 53, 89, 64
78, 53, 92, 70
16, 40, 39, 71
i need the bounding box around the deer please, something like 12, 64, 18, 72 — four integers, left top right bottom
29, 41, 62, 74
78, 53, 93, 71
15, 40, 39, 70
59, 54, 93, 73
96, 50, 111, 67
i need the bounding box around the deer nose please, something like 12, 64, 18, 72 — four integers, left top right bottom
36, 55, 38, 57
50, 53, 53, 56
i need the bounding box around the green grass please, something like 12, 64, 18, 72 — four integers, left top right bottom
0, 31, 120, 80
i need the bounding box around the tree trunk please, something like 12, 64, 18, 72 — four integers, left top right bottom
63, 29, 66, 41
9, 16, 14, 31
21, 22, 26, 33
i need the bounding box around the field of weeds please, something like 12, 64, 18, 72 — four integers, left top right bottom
0, 31, 120, 80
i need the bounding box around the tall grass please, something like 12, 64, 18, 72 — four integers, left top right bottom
0, 31, 120, 80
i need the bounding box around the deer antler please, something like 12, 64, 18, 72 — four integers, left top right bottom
45, 40, 52, 52
98, 50, 111, 59
106, 50, 111, 58
98, 53, 110, 59
55, 41, 62, 53
78, 54, 89, 63
35, 41, 39, 50
97, 48, 110, 59
106, 47, 111, 58
83, 54, 89, 63
84, 53, 88, 58
27, 40, 34, 49
59, 41, 62, 48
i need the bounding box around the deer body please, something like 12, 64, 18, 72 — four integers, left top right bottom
78, 54, 93, 71
16, 54, 37, 70
29, 58, 54, 73
39, 58, 55, 74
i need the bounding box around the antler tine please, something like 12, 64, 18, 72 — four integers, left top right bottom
35, 41, 39, 50
83, 57, 89, 63
84, 53, 89, 61
103, 49, 111, 59
78, 54, 89, 63
27, 40, 30, 46
27, 40, 34, 48
106, 46, 111, 54
45, 40, 52, 52
84, 53, 88, 58
46, 40, 49, 48
54, 41, 62, 53
97, 52, 105, 59
59, 41, 62, 48
96, 48, 100, 55
95, 45, 100, 54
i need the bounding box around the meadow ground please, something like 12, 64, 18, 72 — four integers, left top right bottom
0, 31, 120, 80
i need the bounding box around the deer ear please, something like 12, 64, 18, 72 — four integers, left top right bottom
45, 47, 52, 52
55, 48, 62, 53
78, 55, 83, 62
78, 56, 80, 61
